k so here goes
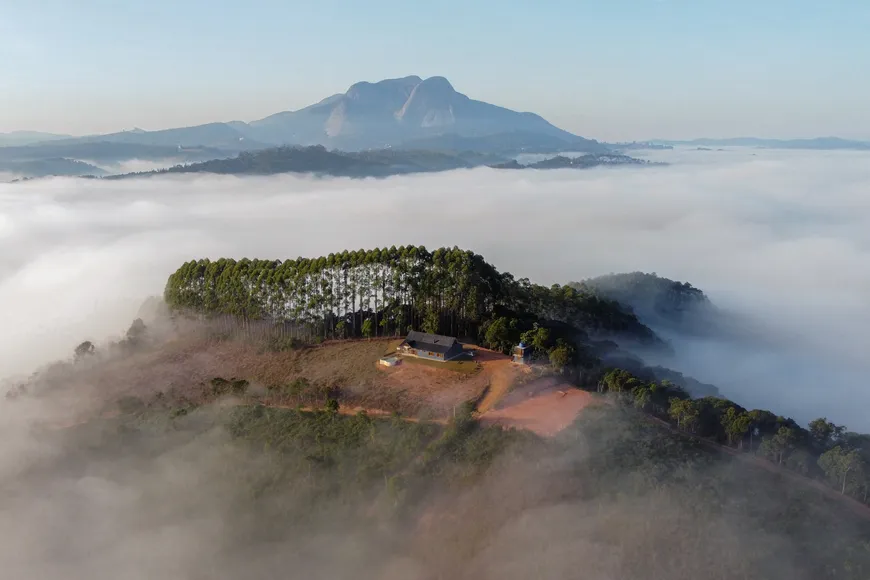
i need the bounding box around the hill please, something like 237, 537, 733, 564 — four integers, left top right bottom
41, 123, 267, 151
654, 136, 870, 150
105, 146, 479, 179
578, 272, 713, 330
0, 157, 106, 179
6, 247, 870, 578
524, 153, 658, 169
0, 130, 71, 146
100, 146, 651, 180
0, 141, 236, 167
8, 326, 870, 579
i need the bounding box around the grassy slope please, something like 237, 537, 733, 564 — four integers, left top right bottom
39, 402, 870, 580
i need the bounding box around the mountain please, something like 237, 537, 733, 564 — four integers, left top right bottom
246, 75, 588, 150
0, 131, 71, 146
45, 123, 265, 151
653, 137, 870, 150
17, 76, 595, 155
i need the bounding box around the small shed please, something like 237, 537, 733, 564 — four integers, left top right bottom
512, 342, 532, 365
379, 356, 402, 367
398, 331, 464, 362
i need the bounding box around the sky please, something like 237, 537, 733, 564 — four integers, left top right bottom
1, 0, 869, 141
3, 147, 870, 431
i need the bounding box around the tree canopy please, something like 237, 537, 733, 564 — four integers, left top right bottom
163, 245, 657, 348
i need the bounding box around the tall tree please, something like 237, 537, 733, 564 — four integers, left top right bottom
819, 446, 866, 495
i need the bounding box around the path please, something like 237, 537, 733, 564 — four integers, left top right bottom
474, 357, 519, 414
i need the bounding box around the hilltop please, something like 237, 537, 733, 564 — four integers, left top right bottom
6, 246, 870, 578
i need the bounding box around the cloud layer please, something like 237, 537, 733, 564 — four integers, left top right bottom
2, 147, 869, 429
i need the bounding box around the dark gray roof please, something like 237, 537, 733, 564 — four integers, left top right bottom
401, 330, 459, 355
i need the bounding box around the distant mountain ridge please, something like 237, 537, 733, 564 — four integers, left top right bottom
653, 137, 870, 150
0, 131, 71, 146
5, 76, 597, 154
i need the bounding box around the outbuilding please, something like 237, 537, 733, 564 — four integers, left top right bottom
512, 342, 532, 365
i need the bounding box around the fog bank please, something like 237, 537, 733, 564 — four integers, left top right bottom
1, 148, 869, 428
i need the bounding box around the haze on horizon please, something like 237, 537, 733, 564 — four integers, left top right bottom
2, 0, 869, 141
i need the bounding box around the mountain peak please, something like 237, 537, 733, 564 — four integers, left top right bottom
345, 75, 422, 99
418, 76, 454, 92
246, 75, 580, 149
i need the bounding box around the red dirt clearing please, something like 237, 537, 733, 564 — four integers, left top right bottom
479, 378, 598, 437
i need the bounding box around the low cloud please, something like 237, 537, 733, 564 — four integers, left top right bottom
1, 148, 869, 429
86, 158, 188, 175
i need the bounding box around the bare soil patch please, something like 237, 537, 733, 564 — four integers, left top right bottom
479, 378, 599, 437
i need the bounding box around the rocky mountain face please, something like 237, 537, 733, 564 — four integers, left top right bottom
246, 75, 584, 150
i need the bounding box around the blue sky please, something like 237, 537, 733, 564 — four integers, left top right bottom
2, 0, 868, 140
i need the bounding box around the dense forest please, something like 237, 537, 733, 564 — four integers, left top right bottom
106, 146, 488, 179
99, 146, 653, 180
164, 245, 658, 350
525, 153, 659, 169
578, 271, 714, 330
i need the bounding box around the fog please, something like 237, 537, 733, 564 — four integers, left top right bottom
2, 148, 870, 431
87, 158, 187, 175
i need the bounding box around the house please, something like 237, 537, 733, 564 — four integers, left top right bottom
512, 342, 532, 365
397, 330, 464, 362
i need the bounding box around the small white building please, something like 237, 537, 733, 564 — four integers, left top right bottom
512, 342, 532, 365
379, 356, 402, 367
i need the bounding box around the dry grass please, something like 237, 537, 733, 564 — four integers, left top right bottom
399, 355, 481, 375
48, 335, 514, 419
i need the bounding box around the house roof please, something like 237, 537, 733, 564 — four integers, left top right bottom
401, 330, 459, 355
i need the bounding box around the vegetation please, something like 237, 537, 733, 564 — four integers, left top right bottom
577, 271, 712, 328
526, 153, 659, 169
101, 146, 654, 180
0, 157, 106, 178
595, 368, 870, 508
163, 245, 658, 350
29, 399, 870, 579
106, 146, 489, 179
400, 356, 479, 375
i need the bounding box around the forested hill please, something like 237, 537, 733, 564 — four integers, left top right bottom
107, 146, 493, 179
164, 245, 660, 350
101, 146, 652, 180
577, 272, 713, 330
